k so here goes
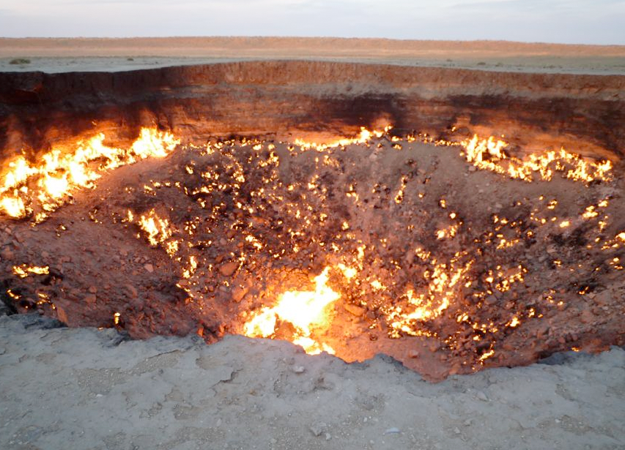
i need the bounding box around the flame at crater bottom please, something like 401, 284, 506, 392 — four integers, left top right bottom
243, 267, 339, 355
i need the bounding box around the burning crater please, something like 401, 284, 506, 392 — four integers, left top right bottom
0, 62, 624, 381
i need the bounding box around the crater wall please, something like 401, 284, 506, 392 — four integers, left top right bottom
1, 61, 624, 161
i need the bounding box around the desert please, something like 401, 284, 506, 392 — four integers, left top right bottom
1, 37, 624, 449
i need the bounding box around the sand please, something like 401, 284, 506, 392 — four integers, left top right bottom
1, 314, 624, 450
1, 37, 625, 74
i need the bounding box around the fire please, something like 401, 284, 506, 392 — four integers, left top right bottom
0, 196, 26, 218
459, 135, 613, 183
2, 123, 622, 377
463, 135, 508, 162
0, 128, 179, 219
133, 209, 174, 247
386, 257, 473, 337
294, 126, 391, 151
12, 264, 50, 278
243, 267, 340, 354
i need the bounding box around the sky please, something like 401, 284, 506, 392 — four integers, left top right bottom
0, 0, 624, 45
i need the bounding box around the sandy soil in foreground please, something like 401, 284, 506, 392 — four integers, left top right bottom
0, 37, 624, 74
1, 314, 624, 450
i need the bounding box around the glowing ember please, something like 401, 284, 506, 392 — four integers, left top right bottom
386, 256, 473, 338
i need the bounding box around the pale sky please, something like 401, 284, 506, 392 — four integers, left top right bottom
0, 0, 624, 45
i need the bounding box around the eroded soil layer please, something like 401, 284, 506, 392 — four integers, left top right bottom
1, 136, 623, 381
1, 61, 624, 164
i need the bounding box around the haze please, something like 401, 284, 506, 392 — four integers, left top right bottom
0, 0, 624, 45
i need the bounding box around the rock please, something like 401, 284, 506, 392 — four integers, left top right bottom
84, 294, 97, 304
231, 286, 248, 303
56, 305, 69, 325
385, 427, 401, 434
219, 262, 238, 277
485, 295, 498, 305
0, 302, 12, 316
594, 290, 612, 306
292, 365, 305, 374
476, 391, 489, 402
144, 263, 154, 273
88, 286, 98, 294
1, 246, 14, 260
125, 284, 138, 299
343, 303, 365, 316
309, 422, 328, 437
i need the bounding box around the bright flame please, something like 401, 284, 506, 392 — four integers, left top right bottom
0, 128, 179, 219
12, 264, 50, 278
460, 135, 612, 184
135, 209, 173, 247
294, 127, 391, 151
0, 196, 26, 218
243, 267, 340, 354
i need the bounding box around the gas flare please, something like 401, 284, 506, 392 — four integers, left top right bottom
0, 128, 179, 219
244, 267, 339, 355
294, 126, 391, 151
458, 134, 612, 183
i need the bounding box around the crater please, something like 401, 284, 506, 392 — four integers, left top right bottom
0, 61, 624, 381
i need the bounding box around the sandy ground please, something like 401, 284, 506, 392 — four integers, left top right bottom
1, 313, 624, 450
0, 37, 624, 74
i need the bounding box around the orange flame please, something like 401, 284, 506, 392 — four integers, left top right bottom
294, 126, 391, 151
0, 128, 179, 219
243, 267, 339, 354
459, 135, 613, 183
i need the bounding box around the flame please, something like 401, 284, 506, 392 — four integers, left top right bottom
0, 128, 179, 219
12, 264, 50, 278
386, 257, 473, 337
294, 126, 391, 151
459, 135, 613, 183
0, 196, 26, 218
134, 209, 173, 247
243, 267, 339, 354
